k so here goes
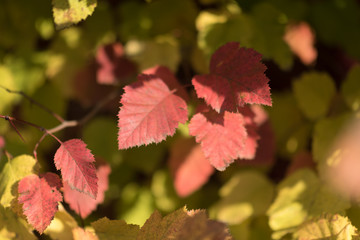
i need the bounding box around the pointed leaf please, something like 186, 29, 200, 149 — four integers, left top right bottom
18, 173, 62, 234
118, 74, 188, 149
138, 207, 233, 240
294, 214, 358, 240
54, 139, 98, 199
63, 164, 111, 218
92, 217, 140, 240
0, 154, 37, 207
52, 0, 97, 30
192, 42, 271, 113
267, 169, 350, 239
169, 138, 214, 197
188, 109, 247, 171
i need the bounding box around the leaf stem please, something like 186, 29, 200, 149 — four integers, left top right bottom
0, 85, 65, 123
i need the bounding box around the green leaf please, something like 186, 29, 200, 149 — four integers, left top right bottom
92, 217, 140, 240
250, 2, 293, 70
151, 170, 181, 213
197, 2, 293, 70
0, 65, 19, 114
211, 170, 274, 225
341, 64, 360, 111
294, 214, 358, 240
0, 205, 36, 240
312, 114, 351, 164
309, 0, 360, 60
125, 36, 181, 72
267, 169, 350, 239
293, 72, 336, 120
119, 186, 155, 226
268, 92, 305, 157
0, 155, 37, 207
118, 0, 197, 41
52, 0, 97, 30
44, 204, 78, 240
83, 117, 120, 164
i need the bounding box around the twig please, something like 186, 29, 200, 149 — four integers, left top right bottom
0, 85, 64, 123
1, 88, 120, 159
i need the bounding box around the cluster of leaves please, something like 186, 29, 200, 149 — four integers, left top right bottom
1, 0, 360, 239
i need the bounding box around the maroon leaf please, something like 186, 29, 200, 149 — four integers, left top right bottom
238, 106, 260, 160
169, 138, 214, 197
54, 139, 98, 199
96, 43, 137, 85
237, 105, 276, 166
18, 173, 62, 234
143, 65, 189, 101
188, 108, 247, 171
63, 164, 111, 218
192, 42, 271, 113
118, 74, 188, 149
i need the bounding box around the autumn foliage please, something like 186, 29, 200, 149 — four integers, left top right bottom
1, 0, 360, 239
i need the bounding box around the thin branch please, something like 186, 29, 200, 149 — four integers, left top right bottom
1, 87, 120, 159
0, 85, 64, 123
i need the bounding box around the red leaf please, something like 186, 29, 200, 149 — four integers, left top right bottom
237, 105, 276, 166
192, 42, 271, 113
18, 173, 62, 234
96, 43, 137, 85
63, 164, 111, 218
169, 138, 214, 197
118, 74, 188, 149
54, 139, 98, 199
143, 65, 189, 101
188, 109, 247, 171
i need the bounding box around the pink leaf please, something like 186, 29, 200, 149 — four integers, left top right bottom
54, 139, 98, 199
18, 173, 62, 234
63, 164, 111, 218
188, 109, 247, 171
192, 42, 271, 113
284, 22, 317, 65
0, 136, 4, 149
169, 138, 214, 197
118, 74, 188, 149
96, 43, 137, 85
143, 65, 189, 101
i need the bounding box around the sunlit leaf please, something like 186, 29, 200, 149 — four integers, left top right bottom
267, 169, 350, 239
118, 74, 188, 149
294, 214, 358, 240
0, 155, 37, 207
54, 139, 98, 198
52, 0, 97, 30
18, 173, 62, 234
212, 170, 274, 225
